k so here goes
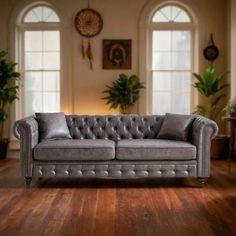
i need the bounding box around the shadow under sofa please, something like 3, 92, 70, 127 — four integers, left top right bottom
13, 113, 218, 188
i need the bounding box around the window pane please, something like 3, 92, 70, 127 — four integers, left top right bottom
152, 12, 168, 22
25, 31, 42, 51
24, 10, 39, 22
171, 6, 181, 20
25, 52, 42, 70
25, 72, 42, 91
24, 6, 60, 23
152, 6, 191, 23
171, 72, 191, 93
32, 7, 43, 22
43, 31, 60, 51
43, 52, 60, 70
24, 29, 60, 115
46, 12, 60, 22
172, 31, 190, 51
172, 52, 190, 70
42, 7, 52, 21
152, 52, 171, 70
152, 92, 171, 115
153, 72, 171, 92
160, 7, 171, 21
153, 72, 190, 93
171, 92, 190, 114
175, 11, 191, 22
43, 92, 60, 112
43, 72, 60, 91
25, 92, 42, 115
151, 30, 191, 115
153, 31, 171, 51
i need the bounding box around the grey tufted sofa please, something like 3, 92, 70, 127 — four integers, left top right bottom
13, 114, 218, 187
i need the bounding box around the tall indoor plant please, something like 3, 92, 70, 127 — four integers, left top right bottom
193, 65, 229, 120
193, 65, 229, 159
102, 74, 145, 114
0, 50, 20, 159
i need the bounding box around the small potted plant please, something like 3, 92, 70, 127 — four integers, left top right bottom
223, 103, 236, 117
0, 50, 20, 159
102, 74, 145, 114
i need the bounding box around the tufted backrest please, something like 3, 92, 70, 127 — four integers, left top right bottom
66, 115, 164, 141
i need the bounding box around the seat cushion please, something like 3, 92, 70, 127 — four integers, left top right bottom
116, 139, 196, 161
34, 140, 115, 161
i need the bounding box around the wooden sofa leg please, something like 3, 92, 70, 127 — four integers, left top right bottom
24, 177, 32, 188
197, 178, 205, 187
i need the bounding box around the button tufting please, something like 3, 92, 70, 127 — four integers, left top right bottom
34, 164, 196, 178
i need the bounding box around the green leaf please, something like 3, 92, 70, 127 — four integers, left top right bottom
211, 94, 225, 107
0, 112, 8, 122
193, 105, 207, 116
101, 74, 145, 114
192, 65, 229, 121
0, 50, 8, 59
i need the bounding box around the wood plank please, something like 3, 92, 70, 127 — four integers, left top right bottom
0, 159, 235, 236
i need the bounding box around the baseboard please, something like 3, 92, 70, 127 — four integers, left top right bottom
7, 150, 20, 159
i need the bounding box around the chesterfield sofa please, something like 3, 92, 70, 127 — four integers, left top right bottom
13, 113, 218, 188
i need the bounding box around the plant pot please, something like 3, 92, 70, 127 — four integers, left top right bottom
0, 141, 9, 160
211, 134, 229, 159
230, 112, 236, 117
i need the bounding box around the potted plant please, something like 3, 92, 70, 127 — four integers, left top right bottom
102, 74, 145, 114
193, 65, 229, 119
193, 65, 229, 159
223, 103, 236, 117
0, 50, 20, 159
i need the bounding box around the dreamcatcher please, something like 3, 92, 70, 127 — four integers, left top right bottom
74, 0, 103, 70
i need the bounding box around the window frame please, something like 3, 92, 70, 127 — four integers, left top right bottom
139, 2, 198, 115
18, 4, 62, 117
148, 21, 195, 115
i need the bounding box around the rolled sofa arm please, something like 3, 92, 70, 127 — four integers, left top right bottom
13, 116, 39, 177
192, 115, 218, 177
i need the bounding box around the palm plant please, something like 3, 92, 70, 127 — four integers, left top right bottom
102, 74, 145, 114
193, 65, 229, 120
0, 50, 20, 152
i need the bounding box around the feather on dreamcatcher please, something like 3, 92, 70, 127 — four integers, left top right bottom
74, 0, 103, 70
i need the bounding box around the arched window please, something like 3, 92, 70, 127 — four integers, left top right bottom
141, 4, 196, 115
19, 5, 61, 116
152, 5, 191, 23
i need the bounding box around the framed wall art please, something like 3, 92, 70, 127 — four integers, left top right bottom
103, 39, 132, 69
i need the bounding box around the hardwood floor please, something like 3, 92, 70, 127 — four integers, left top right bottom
0, 159, 236, 236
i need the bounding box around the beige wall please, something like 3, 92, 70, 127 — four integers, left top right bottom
230, 0, 236, 102
0, 0, 230, 139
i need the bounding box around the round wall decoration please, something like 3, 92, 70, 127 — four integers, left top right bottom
74, 8, 103, 37
203, 34, 219, 62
